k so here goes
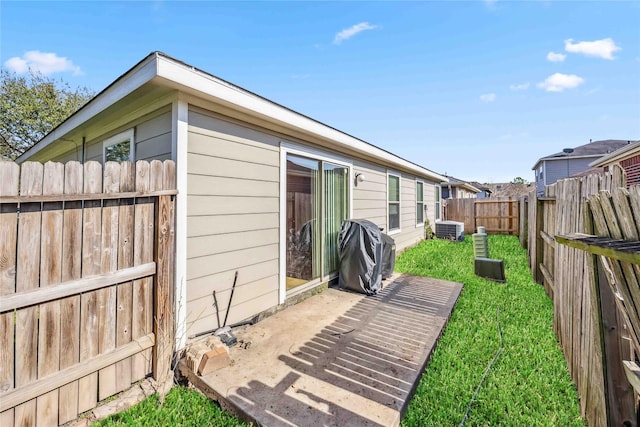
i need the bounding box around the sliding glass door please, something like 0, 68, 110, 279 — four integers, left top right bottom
285, 154, 349, 292
323, 163, 349, 274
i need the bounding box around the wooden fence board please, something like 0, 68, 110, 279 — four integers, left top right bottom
15, 162, 44, 426
98, 162, 120, 400
132, 161, 153, 381
58, 161, 82, 424
78, 161, 102, 413
154, 192, 174, 387
36, 162, 64, 426
116, 163, 135, 389
0, 162, 19, 426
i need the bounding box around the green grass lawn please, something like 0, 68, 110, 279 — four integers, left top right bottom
96, 235, 583, 426
398, 235, 583, 426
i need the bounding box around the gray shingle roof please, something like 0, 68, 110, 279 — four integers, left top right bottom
542, 140, 632, 160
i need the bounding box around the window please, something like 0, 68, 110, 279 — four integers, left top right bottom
435, 185, 441, 220
388, 173, 400, 232
103, 129, 134, 163
416, 181, 424, 225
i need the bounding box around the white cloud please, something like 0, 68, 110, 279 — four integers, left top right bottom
4, 50, 82, 75
564, 38, 621, 60
537, 73, 585, 92
480, 93, 496, 102
546, 51, 566, 62
509, 82, 530, 91
333, 22, 378, 45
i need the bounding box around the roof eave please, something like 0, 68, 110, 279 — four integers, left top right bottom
17, 52, 446, 182
589, 141, 640, 167
17, 53, 160, 163
154, 55, 446, 181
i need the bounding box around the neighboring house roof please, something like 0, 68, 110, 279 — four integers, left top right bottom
532, 139, 633, 170
469, 181, 492, 193
17, 51, 446, 182
440, 176, 481, 193
589, 140, 640, 168
486, 182, 535, 198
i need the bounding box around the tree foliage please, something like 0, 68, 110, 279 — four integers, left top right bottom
1, 69, 95, 160
511, 176, 528, 184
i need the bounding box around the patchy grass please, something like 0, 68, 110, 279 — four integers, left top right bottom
397, 235, 584, 426
93, 386, 247, 426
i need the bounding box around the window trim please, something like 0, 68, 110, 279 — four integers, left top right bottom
435, 184, 442, 221
103, 129, 135, 163
387, 171, 401, 235
416, 179, 424, 227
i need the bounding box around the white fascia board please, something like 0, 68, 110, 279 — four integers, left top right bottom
155, 56, 445, 183
590, 142, 640, 167
17, 55, 159, 162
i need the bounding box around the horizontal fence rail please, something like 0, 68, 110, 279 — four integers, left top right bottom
0, 160, 176, 427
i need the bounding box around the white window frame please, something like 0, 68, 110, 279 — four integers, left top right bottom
416, 179, 424, 227
435, 184, 442, 221
387, 171, 401, 235
103, 129, 135, 163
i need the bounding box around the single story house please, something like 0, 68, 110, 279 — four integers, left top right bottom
532, 139, 631, 195
589, 140, 640, 188
18, 52, 447, 349
440, 176, 480, 199
469, 181, 492, 198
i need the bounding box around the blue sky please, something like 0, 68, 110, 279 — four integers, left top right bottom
2, 1, 639, 183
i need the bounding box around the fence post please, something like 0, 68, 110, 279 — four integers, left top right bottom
535, 198, 544, 284
519, 196, 528, 248
153, 193, 175, 394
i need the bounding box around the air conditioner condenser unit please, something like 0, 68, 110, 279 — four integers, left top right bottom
435, 220, 464, 241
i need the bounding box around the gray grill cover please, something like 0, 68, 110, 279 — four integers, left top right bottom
338, 219, 382, 295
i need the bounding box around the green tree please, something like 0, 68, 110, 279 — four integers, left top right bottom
511, 176, 527, 184
1, 69, 94, 160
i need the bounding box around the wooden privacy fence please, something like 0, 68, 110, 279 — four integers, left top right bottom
528, 166, 639, 426
443, 197, 519, 235
0, 160, 176, 427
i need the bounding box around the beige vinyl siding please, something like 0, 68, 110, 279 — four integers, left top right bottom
44, 107, 172, 163
352, 160, 387, 228
134, 111, 172, 161
423, 181, 437, 225
186, 108, 280, 337
351, 160, 440, 252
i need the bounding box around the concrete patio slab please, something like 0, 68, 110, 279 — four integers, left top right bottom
179, 274, 463, 427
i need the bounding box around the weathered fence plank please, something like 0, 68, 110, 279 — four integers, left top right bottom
153, 163, 175, 388
36, 161, 64, 426
58, 161, 82, 424
98, 162, 120, 400
78, 161, 102, 413
117, 163, 136, 389
0, 162, 19, 426
15, 162, 43, 426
